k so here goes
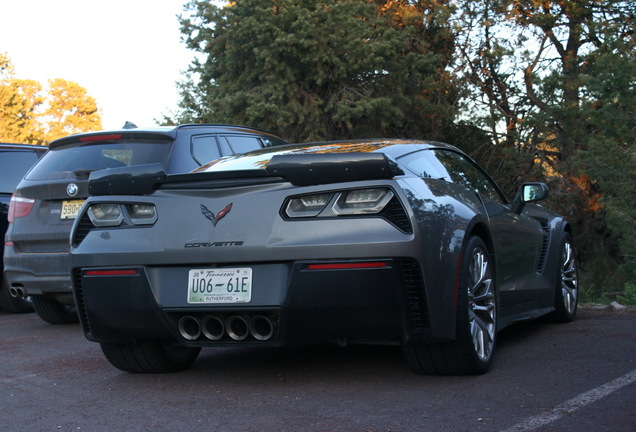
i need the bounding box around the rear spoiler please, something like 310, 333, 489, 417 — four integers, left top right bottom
88, 153, 403, 196
265, 152, 402, 186
89, 164, 167, 196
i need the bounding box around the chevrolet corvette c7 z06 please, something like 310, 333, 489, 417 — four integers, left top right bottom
69, 139, 579, 374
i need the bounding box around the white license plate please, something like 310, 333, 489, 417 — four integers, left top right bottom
61, 200, 85, 220
187, 268, 252, 304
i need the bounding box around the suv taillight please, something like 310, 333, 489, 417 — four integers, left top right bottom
8, 194, 35, 222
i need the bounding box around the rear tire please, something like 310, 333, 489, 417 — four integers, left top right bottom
549, 232, 578, 323
100, 339, 201, 373
0, 279, 34, 314
403, 236, 497, 375
32, 296, 79, 324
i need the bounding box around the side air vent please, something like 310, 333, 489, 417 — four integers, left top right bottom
400, 259, 429, 332
381, 197, 413, 234
536, 223, 550, 273
72, 213, 94, 247
72, 269, 92, 337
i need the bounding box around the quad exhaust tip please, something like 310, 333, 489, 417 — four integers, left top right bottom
249, 315, 274, 341
178, 316, 201, 341
178, 314, 276, 342
201, 315, 225, 341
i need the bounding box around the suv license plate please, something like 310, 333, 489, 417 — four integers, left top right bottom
61, 200, 86, 220
187, 268, 252, 304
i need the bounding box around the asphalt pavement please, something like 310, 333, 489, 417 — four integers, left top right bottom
1, 306, 635, 432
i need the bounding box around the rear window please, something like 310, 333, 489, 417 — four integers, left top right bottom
224, 136, 262, 153
0, 150, 42, 193
25, 140, 172, 181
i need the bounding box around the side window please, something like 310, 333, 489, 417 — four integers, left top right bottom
225, 136, 262, 154
261, 137, 287, 147
433, 149, 504, 203
191, 135, 222, 166
398, 150, 446, 179
0, 150, 40, 193
218, 137, 232, 155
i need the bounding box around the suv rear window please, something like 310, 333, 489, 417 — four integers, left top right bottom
25, 140, 172, 181
0, 150, 42, 193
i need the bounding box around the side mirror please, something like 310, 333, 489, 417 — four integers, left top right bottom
512, 183, 549, 214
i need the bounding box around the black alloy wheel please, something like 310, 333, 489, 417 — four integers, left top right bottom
550, 232, 578, 323
403, 235, 497, 375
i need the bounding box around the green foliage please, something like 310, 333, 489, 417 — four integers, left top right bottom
176, 0, 458, 142
172, 0, 635, 298
452, 0, 636, 297
619, 284, 636, 306
574, 31, 636, 291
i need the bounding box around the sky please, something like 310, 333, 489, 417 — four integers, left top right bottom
1, 0, 197, 130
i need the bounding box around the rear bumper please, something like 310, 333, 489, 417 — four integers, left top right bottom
3, 248, 72, 296
73, 258, 433, 346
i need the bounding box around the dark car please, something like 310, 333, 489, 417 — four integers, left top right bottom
3, 124, 286, 324
69, 139, 578, 375
0, 143, 47, 313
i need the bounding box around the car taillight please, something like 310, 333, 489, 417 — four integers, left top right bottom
8, 195, 35, 222
284, 187, 395, 218
79, 134, 122, 142
85, 202, 158, 227
285, 193, 333, 218
88, 203, 124, 227
332, 188, 394, 215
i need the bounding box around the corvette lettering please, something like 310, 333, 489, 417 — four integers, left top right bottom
184, 241, 244, 248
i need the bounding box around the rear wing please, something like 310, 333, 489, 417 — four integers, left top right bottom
265, 152, 401, 186
88, 153, 403, 196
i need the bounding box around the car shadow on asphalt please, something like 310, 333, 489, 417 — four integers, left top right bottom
184, 317, 560, 381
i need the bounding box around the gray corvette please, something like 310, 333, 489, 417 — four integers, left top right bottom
69, 139, 578, 374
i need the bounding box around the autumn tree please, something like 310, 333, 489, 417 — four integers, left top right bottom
0, 53, 102, 145
42, 78, 102, 142
175, 0, 458, 142
0, 53, 44, 144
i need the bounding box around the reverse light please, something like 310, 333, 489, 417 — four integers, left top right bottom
126, 204, 157, 225
8, 195, 35, 222
333, 188, 394, 215
88, 203, 123, 227
285, 193, 333, 218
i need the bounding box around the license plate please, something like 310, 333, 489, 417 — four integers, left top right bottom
61, 200, 85, 220
187, 268, 252, 304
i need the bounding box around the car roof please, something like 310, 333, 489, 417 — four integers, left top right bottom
48, 124, 285, 150
198, 139, 462, 173
0, 142, 48, 151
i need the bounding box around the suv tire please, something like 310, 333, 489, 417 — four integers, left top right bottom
32, 296, 79, 324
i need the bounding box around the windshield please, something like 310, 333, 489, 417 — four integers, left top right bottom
26, 140, 172, 180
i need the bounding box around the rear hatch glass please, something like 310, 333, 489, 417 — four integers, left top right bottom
25, 139, 172, 181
